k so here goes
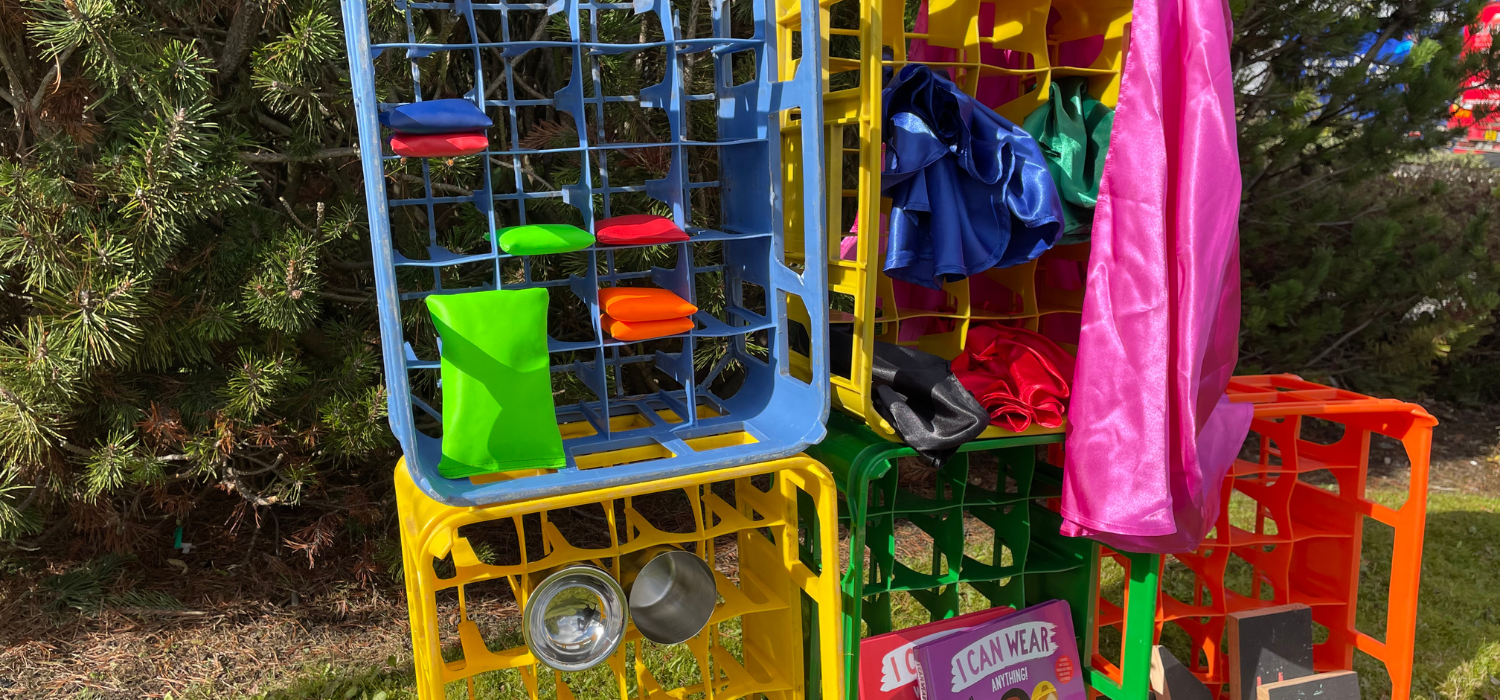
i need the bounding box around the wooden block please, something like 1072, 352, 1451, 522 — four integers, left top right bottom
1228, 604, 1315, 700
1149, 646, 1213, 700
1256, 671, 1360, 700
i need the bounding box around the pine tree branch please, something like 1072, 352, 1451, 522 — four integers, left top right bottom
217, 0, 266, 79
326, 257, 374, 270
279, 197, 318, 233
30, 46, 77, 114
389, 171, 473, 196
0, 84, 18, 111
0, 39, 28, 115
239, 147, 359, 163
9, 515, 72, 553
223, 471, 282, 506
480, 22, 549, 100
255, 111, 294, 136
313, 289, 372, 304
13, 474, 46, 514
58, 440, 94, 457
1301, 316, 1378, 370
488, 156, 555, 191
232, 453, 284, 477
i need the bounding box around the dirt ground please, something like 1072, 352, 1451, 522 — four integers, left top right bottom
3, 402, 1499, 699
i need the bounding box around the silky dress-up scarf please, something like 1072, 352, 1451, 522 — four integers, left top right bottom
1022, 77, 1114, 244
952, 325, 1075, 433
1059, 0, 1253, 553
881, 65, 1064, 291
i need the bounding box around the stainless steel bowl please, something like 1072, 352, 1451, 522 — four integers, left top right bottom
521, 565, 628, 671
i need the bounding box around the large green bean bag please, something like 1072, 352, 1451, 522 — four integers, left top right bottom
425, 288, 566, 478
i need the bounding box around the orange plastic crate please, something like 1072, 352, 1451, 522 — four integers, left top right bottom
1089, 375, 1435, 700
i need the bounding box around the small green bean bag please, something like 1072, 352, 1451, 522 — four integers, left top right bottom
426, 288, 566, 478
495, 223, 595, 255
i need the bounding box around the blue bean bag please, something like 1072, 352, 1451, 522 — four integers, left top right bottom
379, 99, 493, 134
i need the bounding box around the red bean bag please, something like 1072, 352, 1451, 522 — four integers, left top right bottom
594, 214, 690, 245
390, 131, 488, 157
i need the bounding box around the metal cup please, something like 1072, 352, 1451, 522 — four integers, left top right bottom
619, 546, 718, 645
521, 564, 629, 671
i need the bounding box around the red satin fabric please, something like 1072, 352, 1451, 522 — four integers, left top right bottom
952, 324, 1075, 432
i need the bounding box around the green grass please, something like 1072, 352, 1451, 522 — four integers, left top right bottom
1146, 489, 1500, 700
229, 489, 1500, 700
223, 615, 741, 700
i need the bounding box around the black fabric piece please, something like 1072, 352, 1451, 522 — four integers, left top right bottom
829, 325, 989, 466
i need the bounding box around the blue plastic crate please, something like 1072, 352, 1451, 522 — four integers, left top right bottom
341, 0, 828, 505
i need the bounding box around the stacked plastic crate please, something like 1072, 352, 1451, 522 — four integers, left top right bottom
345, 0, 831, 508
808, 0, 1130, 442
341, 0, 840, 695
1088, 376, 1436, 700
785, 0, 1158, 697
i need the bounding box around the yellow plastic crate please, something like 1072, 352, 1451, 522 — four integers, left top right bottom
395, 455, 842, 700
778, 0, 1131, 441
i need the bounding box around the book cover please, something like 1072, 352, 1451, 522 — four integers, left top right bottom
913, 600, 1086, 700
860, 607, 1017, 700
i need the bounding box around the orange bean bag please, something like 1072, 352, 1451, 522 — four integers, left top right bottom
601, 314, 694, 341
598, 287, 698, 322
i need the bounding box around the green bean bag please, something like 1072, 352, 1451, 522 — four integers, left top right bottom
426, 288, 566, 478
495, 223, 595, 255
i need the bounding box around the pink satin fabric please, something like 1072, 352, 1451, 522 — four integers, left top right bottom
1059, 0, 1253, 553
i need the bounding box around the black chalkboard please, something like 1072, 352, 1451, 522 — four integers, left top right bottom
1256, 671, 1360, 700
1150, 646, 1213, 700
1228, 604, 1315, 700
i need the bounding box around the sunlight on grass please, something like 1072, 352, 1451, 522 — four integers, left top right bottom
245, 491, 1500, 700
243, 614, 745, 700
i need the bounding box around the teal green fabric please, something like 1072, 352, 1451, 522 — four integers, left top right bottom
425, 289, 565, 478
1022, 77, 1114, 245
495, 223, 595, 255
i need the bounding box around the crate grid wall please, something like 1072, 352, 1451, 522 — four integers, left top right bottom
342, 0, 831, 507
1085, 375, 1437, 700
786, 0, 1131, 442
395, 455, 843, 700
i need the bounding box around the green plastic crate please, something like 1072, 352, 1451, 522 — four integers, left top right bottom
807, 411, 1159, 700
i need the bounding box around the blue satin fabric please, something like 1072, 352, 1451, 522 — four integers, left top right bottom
881, 65, 1064, 290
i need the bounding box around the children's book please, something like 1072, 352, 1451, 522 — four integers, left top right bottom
913, 600, 1086, 700
860, 607, 1017, 700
